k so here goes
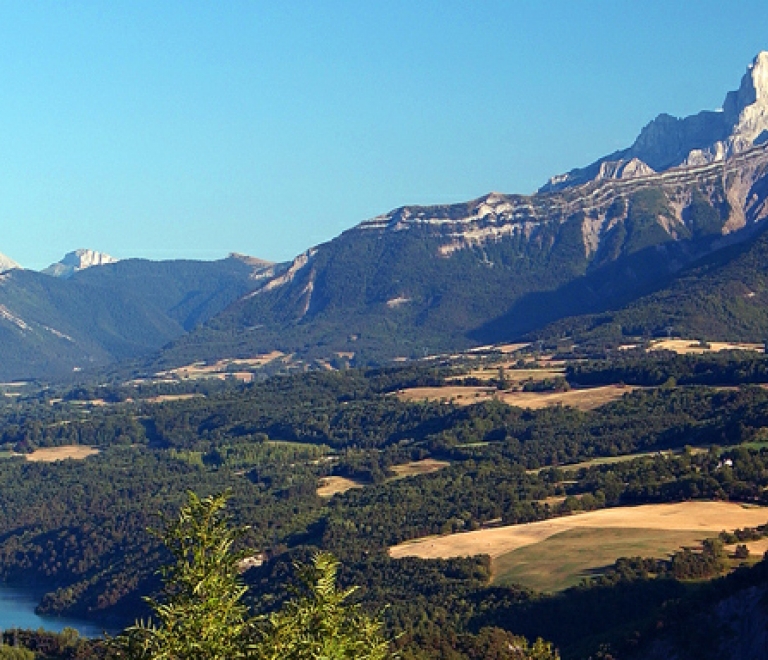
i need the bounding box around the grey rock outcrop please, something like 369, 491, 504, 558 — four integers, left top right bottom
542, 52, 768, 192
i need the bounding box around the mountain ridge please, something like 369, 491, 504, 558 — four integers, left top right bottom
9, 53, 768, 379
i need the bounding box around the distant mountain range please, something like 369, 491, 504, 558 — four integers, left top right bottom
0, 254, 279, 380
6, 53, 768, 380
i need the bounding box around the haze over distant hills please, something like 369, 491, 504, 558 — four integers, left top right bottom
7, 53, 768, 380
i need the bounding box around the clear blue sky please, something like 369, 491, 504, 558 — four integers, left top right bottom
2, 1, 768, 269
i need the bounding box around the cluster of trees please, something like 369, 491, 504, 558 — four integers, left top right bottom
567, 350, 768, 388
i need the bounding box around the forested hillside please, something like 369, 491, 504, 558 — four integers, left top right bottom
0, 255, 273, 380
537, 220, 768, 345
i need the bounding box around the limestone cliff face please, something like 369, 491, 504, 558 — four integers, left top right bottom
346, 142, 768, 265
542, 52, 768, 192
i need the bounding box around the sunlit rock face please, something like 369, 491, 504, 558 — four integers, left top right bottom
42, 249, 119, 278
541, 52, 768, 192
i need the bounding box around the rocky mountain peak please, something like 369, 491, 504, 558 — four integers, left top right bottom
725, 51, 768, 116
541, 52, 768, 192
0, 252, 20, 274
43, 249, 118, 278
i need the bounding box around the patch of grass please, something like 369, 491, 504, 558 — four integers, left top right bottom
26, 446, 100, 462
493, 527, 705, 593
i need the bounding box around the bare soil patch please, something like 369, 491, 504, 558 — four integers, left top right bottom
390, 502, 768, 560
26, 446, 100, 462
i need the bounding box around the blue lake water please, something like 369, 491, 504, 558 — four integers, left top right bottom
0, 586, 109, 637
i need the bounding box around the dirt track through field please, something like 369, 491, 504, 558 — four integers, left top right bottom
390, 502, 768, 560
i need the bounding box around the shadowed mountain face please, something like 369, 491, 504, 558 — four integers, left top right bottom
0, 256, 277, 380
534, 218, 768, 346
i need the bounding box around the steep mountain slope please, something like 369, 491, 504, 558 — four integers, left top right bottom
163, 138, 768, 366
535, 217, 768, 345
0, 255, 277, 380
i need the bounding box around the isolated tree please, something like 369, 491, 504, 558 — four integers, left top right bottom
110, 491, 251, 660
252, 552, 393, 660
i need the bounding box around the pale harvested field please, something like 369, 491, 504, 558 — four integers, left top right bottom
648, 339, 764, 355
497, 385, 634, 411
459, 367, 563, 381
396, 386, 495, 404
26, 446, 100, 462
157, 352, 286, 380
396, 384, 631, 410
727, 538, 768, 556
467, 343, 531, 354
389, 459, 450, 478
390, 502, 768, 560
145, 393, 205, 403
317, 476, 365, 498
527, 449, 689, 475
